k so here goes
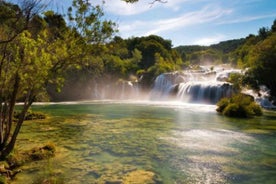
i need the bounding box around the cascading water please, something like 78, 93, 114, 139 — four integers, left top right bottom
177, 81, 233, 104
150, 72, 185, 100
150, 67, 237, 104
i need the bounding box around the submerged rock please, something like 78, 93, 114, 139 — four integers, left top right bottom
123, 170, 155, 184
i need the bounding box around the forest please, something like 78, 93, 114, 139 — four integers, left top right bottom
0, 0, 276, 160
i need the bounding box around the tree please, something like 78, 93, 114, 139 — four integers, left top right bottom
271, 19, 276, 32
0, 0, 48, 159
0, 0, 45, 44
0, 31, 52, 158
244, 33, 276, 97
0, 0, 116, 159
258, 27, 269, 40
67, 0, 116, 44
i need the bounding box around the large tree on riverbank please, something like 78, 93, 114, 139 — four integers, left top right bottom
0, 0, 116, 159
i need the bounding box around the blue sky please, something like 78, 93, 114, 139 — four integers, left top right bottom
99, 0, 276, 46
27, 0, 276, 46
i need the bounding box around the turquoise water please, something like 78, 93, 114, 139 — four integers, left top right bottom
13, 101, 276, 183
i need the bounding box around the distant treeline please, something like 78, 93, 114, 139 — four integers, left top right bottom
175, 38, 246, 65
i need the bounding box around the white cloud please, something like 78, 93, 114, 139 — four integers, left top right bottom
119, 5, 232, 37
193, 34, 226, 45
98, 0, 156, 15
162, 0, 189, 11
216, 13, 276, 25
94, 0, 192, 15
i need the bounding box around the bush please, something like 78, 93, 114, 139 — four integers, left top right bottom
216, 98, 229, 113
248, 102, 263, 116
216, 93, 263, 118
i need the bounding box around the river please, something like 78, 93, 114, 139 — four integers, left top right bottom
12, 100, 276, 184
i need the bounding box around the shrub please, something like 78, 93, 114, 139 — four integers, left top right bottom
223, 103, 247, 118
248, 102, 263, 116
216, 93, 262, 118
216, 98, 229, 113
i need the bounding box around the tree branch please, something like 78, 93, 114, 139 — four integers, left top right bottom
149, 0, 168, 5
149, 0, 167, 8
0, 0, 46, 44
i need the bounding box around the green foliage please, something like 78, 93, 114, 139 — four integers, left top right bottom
227, 73, 243, 91
216, 98, 229, 113
216, 94, 263, 118
223, 103, 246, 117
175, 39, 245, 66
68, 0, 116, 43
0, 0, 116, 158
210, 39, 246, 53
244, 33, 276, 97
76, 34, 184, 90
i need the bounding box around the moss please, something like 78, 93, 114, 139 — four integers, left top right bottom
6, 143, 56, 168
14, 110, 46, 121
33, 176, 65, 184
123, 170, 156, 184
29, 143, 56, 161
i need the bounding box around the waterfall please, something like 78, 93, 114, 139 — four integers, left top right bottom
243, 85, 276, 109
177, 82, 234, 104
90, 66, 244, 104
150, 72, 185, 100
150, 67, 238, 104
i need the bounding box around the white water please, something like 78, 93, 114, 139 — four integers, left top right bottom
243, 85, 276, 109
177, 81, 233, 104
150, 67, 237, 104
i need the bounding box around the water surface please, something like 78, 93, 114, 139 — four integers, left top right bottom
13, 101, 276, 184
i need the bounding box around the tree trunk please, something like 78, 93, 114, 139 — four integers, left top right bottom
0, 89, 35, 159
